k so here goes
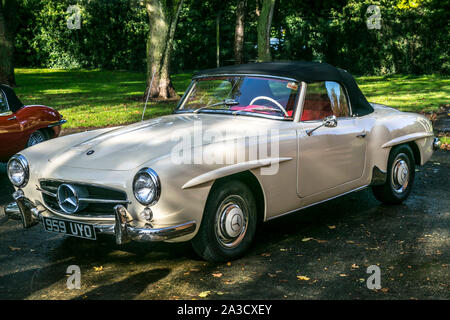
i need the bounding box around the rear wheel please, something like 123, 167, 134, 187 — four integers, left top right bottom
27, 130, 48, 147
372, 144, 415, 204
191, 180, 257, 262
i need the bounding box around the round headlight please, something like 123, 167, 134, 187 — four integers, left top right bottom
133, 168, 161, 206
7, 154, 29, 188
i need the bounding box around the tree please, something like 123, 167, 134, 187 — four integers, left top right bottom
0, 0, 17, 86
257, 0, 275, 62
145, 0, 184, 99
234, 0, 246, 64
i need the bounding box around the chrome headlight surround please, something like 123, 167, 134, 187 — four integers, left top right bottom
133, 168, 161, 206
7, 154, 30, 188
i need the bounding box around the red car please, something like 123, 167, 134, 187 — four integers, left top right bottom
0, 84, 66, 162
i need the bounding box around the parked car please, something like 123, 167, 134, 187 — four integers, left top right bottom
0, 84, 66, 162
5, 62, 440, 261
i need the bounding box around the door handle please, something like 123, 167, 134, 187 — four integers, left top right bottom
356, 132, 367, 138
8, 116, 17, 121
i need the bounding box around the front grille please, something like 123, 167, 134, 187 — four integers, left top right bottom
39, 180, 128, 217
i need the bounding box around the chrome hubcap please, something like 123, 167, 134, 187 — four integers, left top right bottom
215, 195, 248, 248
391, 154, 409, 193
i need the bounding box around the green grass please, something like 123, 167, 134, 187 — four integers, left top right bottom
13, 69, 449, 128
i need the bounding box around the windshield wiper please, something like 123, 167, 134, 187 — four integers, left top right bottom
193, 99, 239, 114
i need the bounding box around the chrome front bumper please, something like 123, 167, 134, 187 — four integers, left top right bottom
433, 137, 441, 151
5, 193, 197, 244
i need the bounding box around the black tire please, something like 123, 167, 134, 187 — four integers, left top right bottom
372, 144, 415, 204
27, 129, 49, 147
191, 180, 257, 262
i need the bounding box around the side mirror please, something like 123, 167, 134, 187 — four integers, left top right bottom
306, 115, 338, 136
323, 115, 337, 128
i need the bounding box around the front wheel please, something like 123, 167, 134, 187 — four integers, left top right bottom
372, 144, 415, 204
27, 130, 48, 147
191, 180, 257, 262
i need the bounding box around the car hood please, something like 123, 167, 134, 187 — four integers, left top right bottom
47, 113, 286, 171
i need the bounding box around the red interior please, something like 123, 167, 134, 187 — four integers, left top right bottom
301, 96, 333, 121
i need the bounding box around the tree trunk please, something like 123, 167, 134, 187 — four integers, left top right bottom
0, 0, 17, 86
257, 0, 275, 62
145, 0, 184, 99
234, 0, 246, 65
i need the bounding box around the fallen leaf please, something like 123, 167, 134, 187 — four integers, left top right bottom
268, 273, 277, 278
302, 237, 312, 242
381, 288, 389, 293
261, 253, 271, 257
328, 225, 336, 229
212, 273, 223, 278
93, 266, 103, 272
339, 274, 348, 277
226, 262, 231, 266
351, 264, 359, 269
297, 275, 310, 281
198, 291, 211, 298
9, 246, 21, 251
280, 248, 288, 252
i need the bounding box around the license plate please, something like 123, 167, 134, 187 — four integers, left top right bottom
43, 217, 96, 240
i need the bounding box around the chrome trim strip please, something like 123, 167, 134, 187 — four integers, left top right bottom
266, 185, 369, 221
175, 109, 292, 121
36, 186, 56, 198
78, 198, 131, 204
294, 82, 307, 123
381, 132, 433, 148
48, 119, 67, 128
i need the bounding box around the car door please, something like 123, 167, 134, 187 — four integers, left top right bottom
0, 89, 22, 161
297, 81, 367, 198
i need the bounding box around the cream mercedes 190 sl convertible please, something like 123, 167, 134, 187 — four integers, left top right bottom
6, 62, 440, 261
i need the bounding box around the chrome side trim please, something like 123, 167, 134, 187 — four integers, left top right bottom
182, 157, 293, 189
381, 132, 433, 148
266, 185, 369, 221
48, 119, 67, 128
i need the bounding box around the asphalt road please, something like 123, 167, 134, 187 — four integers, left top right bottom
0, 152, 448, 300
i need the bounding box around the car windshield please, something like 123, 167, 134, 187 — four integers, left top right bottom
177, 76, 299, 119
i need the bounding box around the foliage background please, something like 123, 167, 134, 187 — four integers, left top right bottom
14, 0, 449, 75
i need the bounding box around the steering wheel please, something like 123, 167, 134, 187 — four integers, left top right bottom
249, 96, 288, 116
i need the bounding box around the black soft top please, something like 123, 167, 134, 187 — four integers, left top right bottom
0, 84, 24, 112
194, 61, 374, 116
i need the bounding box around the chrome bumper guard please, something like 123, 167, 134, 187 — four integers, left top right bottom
433, 137, 441, 151
6, 194, 197, 244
